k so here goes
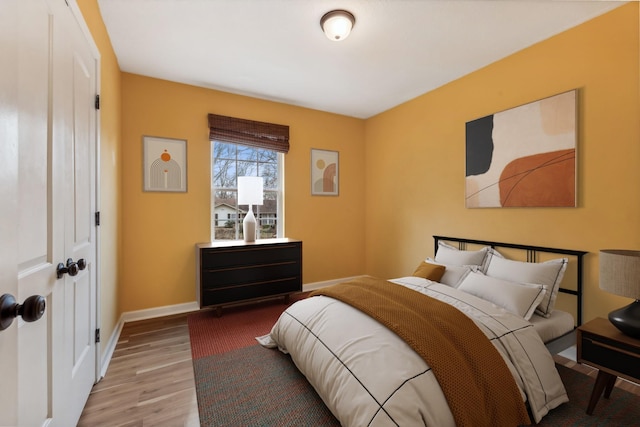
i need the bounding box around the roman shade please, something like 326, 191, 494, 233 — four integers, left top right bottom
208, 113, 290, 153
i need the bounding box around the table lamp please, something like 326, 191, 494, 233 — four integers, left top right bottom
238, 176, 263, 243
599, 249, 640, 338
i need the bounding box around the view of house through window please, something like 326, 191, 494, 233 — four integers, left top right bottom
211, 140, 283, 240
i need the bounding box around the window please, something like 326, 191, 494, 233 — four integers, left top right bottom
208, 114, 289, 241
261, 213, 277, 226
211, 141, 283, 240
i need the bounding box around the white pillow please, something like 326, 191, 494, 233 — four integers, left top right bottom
458, 272, 546, 320
425, 258, 478, 288
485, 256, 568, 317
434, 242, 491, 270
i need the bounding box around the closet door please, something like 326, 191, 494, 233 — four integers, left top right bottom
0, 0, 98, 425
53, 0, 99, 423
0, 0, 62, 425
0, 0, 23, 421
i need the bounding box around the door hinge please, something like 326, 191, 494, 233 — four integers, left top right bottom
95, 94, 100, 110
95, 328, 101, 344
95, 211, 100, 226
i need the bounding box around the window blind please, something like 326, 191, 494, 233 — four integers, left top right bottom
208, 113, 289, 153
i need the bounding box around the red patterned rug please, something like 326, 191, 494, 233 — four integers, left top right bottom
187, 294, 341, 427
187, 294, 308, 359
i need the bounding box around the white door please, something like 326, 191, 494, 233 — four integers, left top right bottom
0, 0, 99, 426
16, 0, 64, 425
0, 0, 24, 424
1, 1, 62, 425
57, 1, 99, 422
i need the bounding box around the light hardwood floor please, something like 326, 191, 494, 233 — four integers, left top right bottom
78, 313, 200, 427
78, 313, 640, 426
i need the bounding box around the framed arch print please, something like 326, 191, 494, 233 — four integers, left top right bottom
143, 135, 187, 192
311, 149, 339, 196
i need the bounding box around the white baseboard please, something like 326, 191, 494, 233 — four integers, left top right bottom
558, 345, 577, 361
98, 277, 362, 377
120, 301, 200, 323
99, 317, 123, 378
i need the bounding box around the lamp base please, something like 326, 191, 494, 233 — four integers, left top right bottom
608, 300, 640, 339
243, 206, 256, 243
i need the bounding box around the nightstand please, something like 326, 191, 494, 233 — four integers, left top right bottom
576, 317, 640, 415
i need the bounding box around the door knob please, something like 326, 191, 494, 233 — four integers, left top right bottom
56, 258, 86, 279
0, 294, 46, 331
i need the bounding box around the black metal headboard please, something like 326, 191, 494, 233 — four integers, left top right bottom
434, 235, 588, 325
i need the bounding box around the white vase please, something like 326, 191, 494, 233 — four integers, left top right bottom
243, 206, 256, 242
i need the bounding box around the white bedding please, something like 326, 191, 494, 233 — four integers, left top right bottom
530, 309, 575, 344
260, 277, 568, 426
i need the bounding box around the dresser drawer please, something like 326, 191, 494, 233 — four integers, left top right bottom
202, 278, 300, 306
581, 334, 640, 379
201, 262, 301, 289
200, 243, 300, 270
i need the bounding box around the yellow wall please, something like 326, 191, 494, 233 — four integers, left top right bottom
365, 3, 640, 323
77, 0, 121, 358
80, 1, 639, 325
119, 75, 366, 312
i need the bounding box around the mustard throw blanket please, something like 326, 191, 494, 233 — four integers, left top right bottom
310, 277, 531, 427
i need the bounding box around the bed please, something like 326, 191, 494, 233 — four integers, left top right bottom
259, 236, 587, 426
432, 235, 586, 347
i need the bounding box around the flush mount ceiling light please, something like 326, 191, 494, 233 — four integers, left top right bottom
320, 10, 356, 41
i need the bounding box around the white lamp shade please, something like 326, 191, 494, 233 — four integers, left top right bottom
238, 176, 263, 206
600, 249, 640, 299
321, 10, 355, 41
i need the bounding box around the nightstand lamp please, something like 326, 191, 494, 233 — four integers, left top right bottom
599, 249, 640, 338
238, 176, 263, 243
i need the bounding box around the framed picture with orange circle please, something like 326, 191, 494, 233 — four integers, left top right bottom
143, 135, 187, 193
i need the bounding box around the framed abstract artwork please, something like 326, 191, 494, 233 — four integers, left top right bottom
311, 149, 339, 196
143, 136, 187, 192
465, 90, 577, 208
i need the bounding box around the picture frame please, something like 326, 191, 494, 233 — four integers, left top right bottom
311, 149, 339, 196
143, 135, 187, 192
465, 89, 577, 208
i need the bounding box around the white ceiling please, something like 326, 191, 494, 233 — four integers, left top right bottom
97, 0, 626, 119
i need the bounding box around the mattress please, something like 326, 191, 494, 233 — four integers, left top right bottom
530, 309, 575, 344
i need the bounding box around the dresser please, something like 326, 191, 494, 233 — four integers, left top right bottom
577, 317, 640, 414
196, 239, 302, 314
